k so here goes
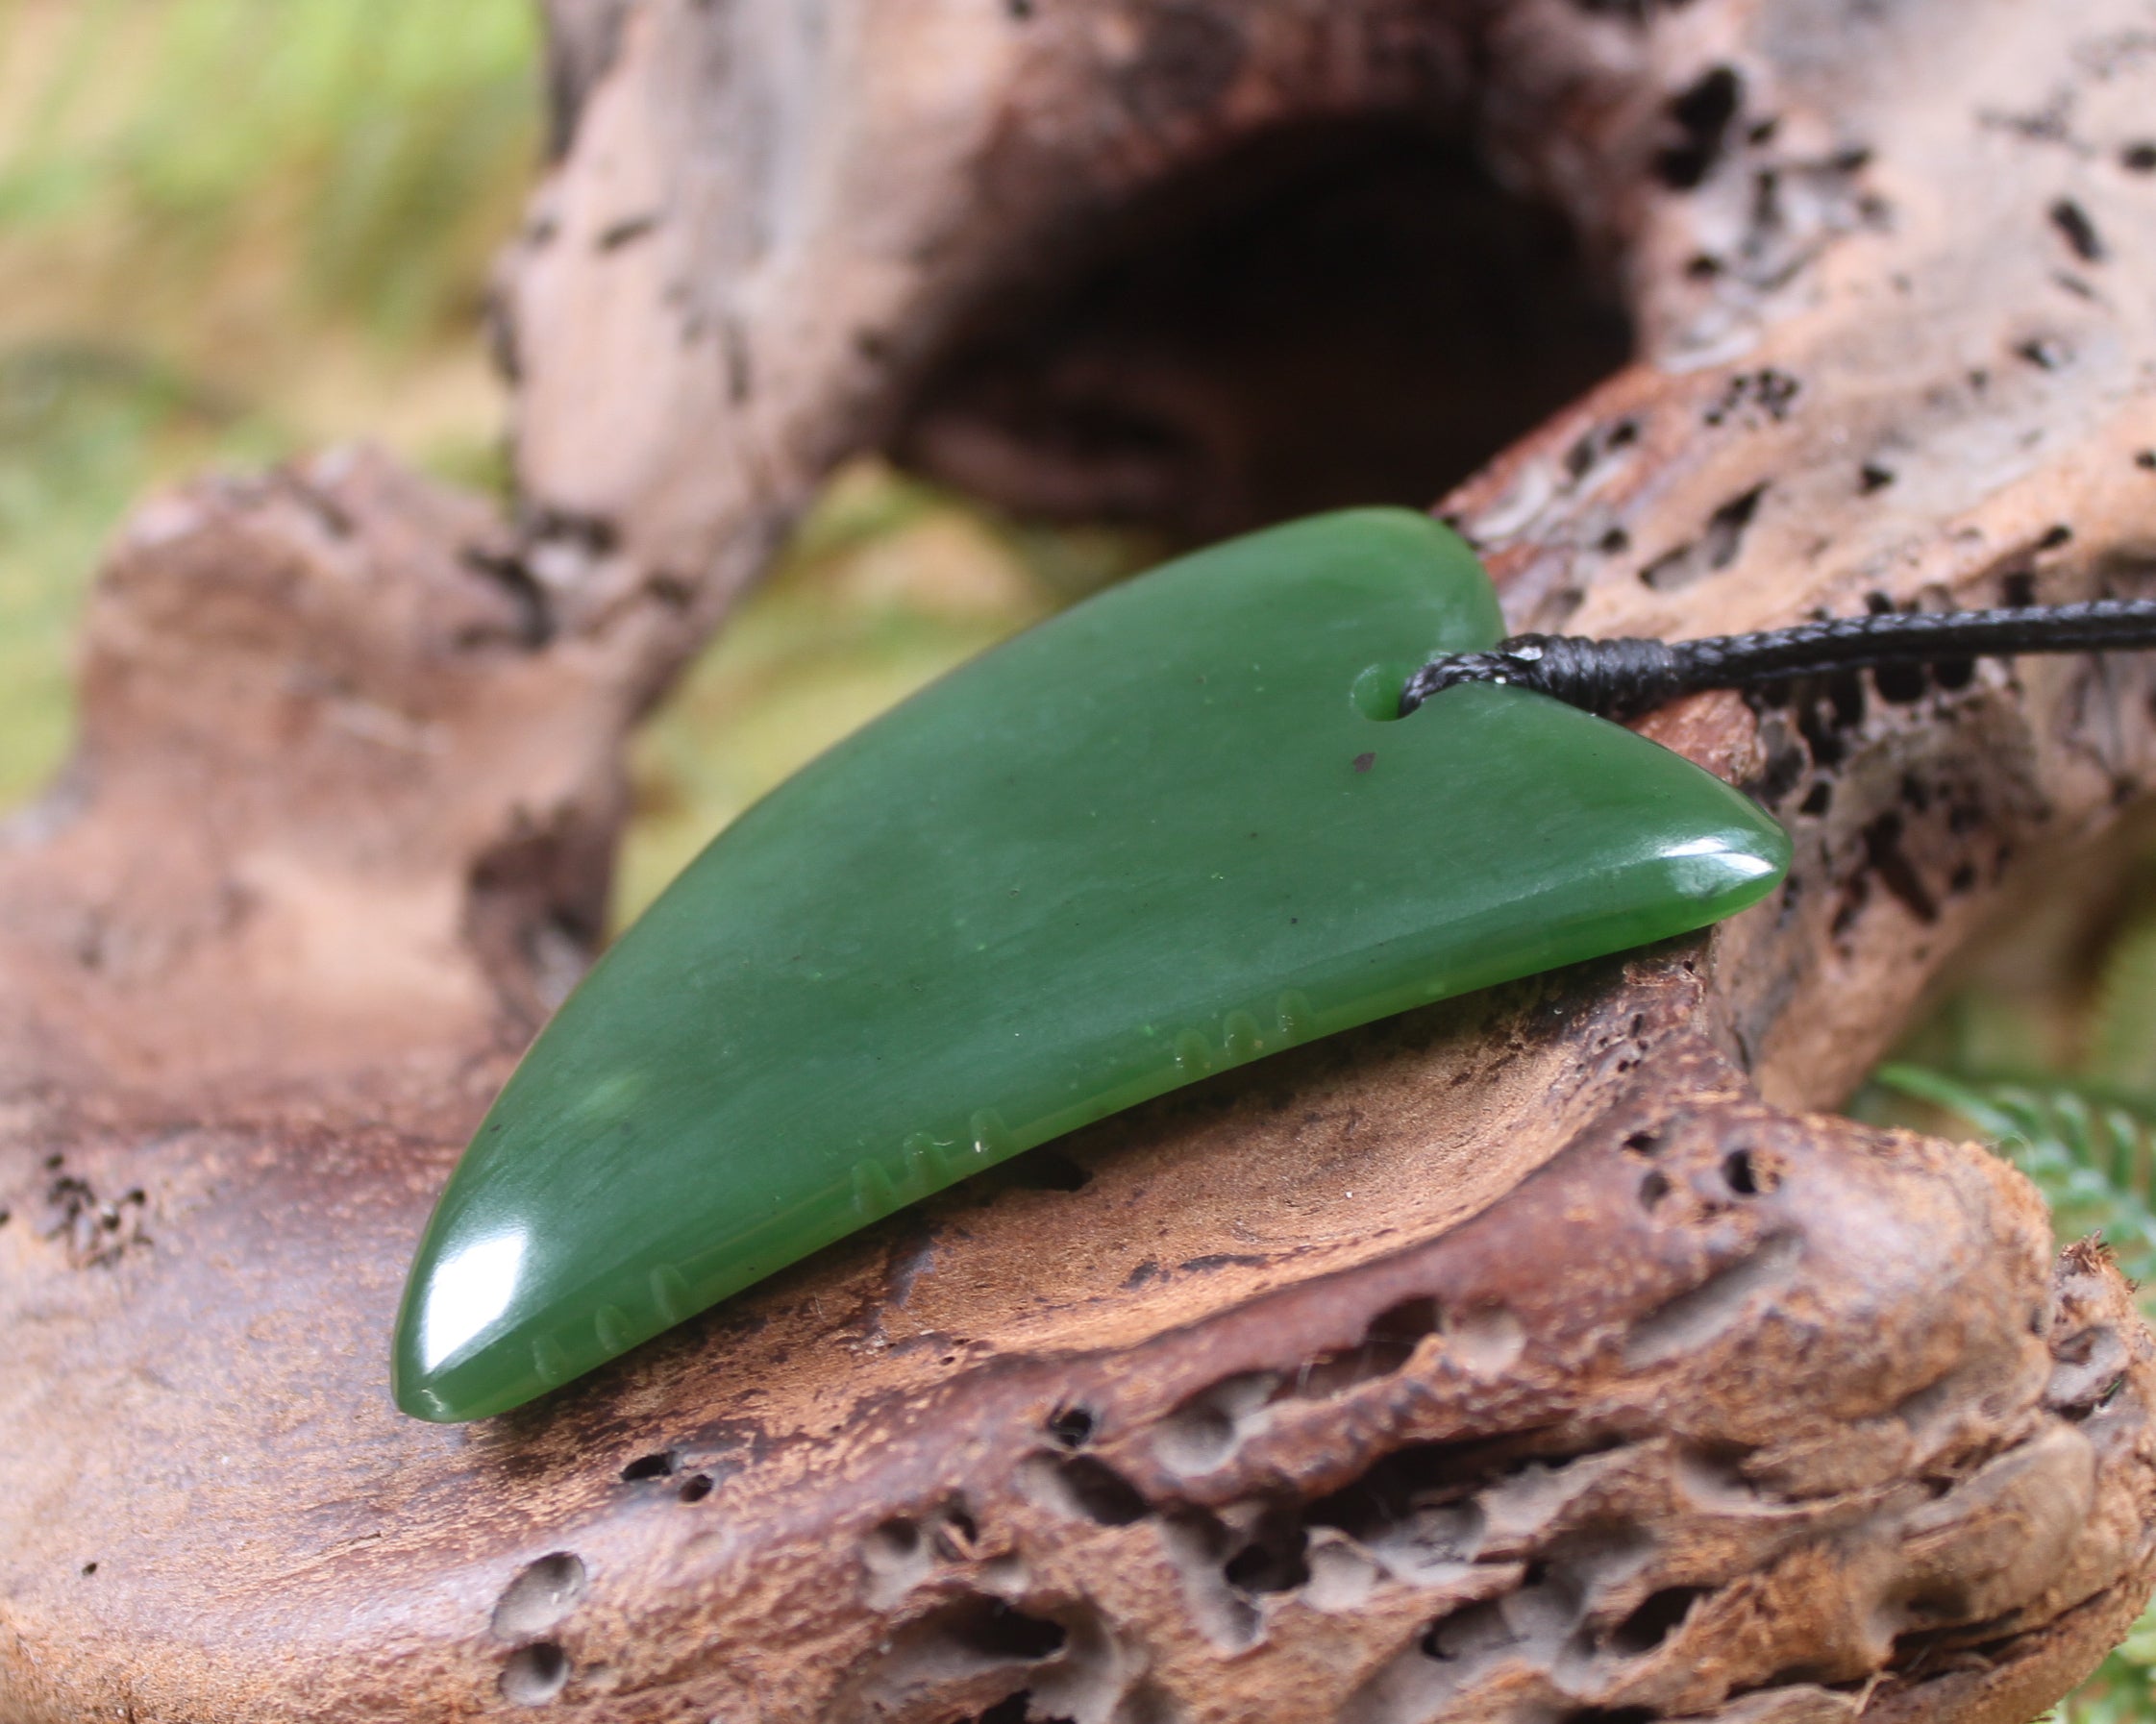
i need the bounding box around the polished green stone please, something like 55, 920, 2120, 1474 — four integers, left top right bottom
393, 508, 1789, 1421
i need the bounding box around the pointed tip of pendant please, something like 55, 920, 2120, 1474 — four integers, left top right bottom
391, 1219, 552, 1423
392, 1174, 697, 1421
389, 1312, 543, 1423
390, 1372, 463, 1424
389, 1326, 459, 1422
389, 1280, 482, 1422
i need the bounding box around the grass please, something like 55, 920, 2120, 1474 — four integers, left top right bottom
0, 6, 2148, 1716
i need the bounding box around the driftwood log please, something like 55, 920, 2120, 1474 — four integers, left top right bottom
8, 0, 2156, 1719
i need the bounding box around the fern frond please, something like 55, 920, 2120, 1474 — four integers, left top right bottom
1876, 1067, 2156, 1720
1872, 1066, 2156, 1291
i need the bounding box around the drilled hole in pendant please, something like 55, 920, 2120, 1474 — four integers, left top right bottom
1351, 661, 1417, 722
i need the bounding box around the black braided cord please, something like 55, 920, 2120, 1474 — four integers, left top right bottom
1398, 599, 2156, 721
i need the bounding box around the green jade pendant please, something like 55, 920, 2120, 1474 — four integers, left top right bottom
394, 509, 1790, 1421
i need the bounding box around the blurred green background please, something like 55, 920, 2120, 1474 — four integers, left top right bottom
0, 0, 1153, 923
0, 4, 2146, 1715
0, 0, 533, 807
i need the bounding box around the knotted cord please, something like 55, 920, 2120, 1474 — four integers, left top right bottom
1400, 600, 2156, 720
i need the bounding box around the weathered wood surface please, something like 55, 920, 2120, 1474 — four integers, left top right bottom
8, 1, 2156, 1719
